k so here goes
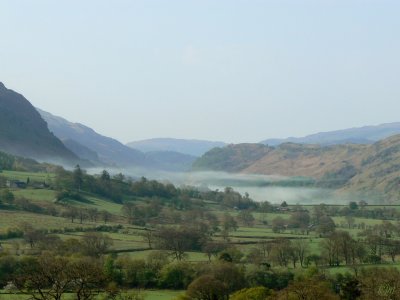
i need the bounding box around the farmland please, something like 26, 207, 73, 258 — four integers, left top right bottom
1, 167, 400, 299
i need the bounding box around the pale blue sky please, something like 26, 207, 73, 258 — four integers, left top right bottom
1, 0, 399, 143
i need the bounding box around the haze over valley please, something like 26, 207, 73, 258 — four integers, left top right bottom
1, 81, 400, 205
3, 2, 400, 299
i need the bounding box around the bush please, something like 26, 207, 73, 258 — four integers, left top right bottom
230, 287, 271, 300
158, 262, 195, 290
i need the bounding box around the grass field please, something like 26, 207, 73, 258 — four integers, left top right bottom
0, 290, 184, 300
2, 171, 55, 182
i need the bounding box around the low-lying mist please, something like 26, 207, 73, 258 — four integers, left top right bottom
85, 167, 362, 205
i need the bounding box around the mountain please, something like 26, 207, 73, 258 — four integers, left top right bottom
193, 136, 400, 202
37, 108, 147, 168
0, 82, 78, 164
144, 151, 197, 172
38, 109, 199, 171
61, 138, 101, 163
127, 138, 226, 157
261, 123, 400, 146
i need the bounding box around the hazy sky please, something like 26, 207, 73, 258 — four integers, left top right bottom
1, 0, 400, 144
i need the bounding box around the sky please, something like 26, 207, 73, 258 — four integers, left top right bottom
1, 0, 400, 144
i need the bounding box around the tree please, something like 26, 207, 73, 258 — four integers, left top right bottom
159, 262, 195, 290
230, 287, 271, 300
279, 276, 339, 300
100, 170, 111, 182
81, 232, 113, 257
20, 224, 45, 248
68, 257, 105, 300
316, 215, 335, 236
140, 229, 155, 249
16, 255, 72, 300
0, 189, 14, 204
289, 211, 310, 233
63, 206, 79, 223
272, 217, 286, 233
186, 275, 227, 300
292, 239, 310, 267
349, 201, 358, 210
221, 213, 238, 240
237, 210, 255, 227
359, 267, 400, 300
73, 165, 84, 191
202, 242, 227, 262
78, 208, 88, 224
386, 239, 400, 262
345, 215, 355, 229
101, 210, 112, 224
87, 208, 99, 223
155, 227, 205, 261
270, 239, 292, 267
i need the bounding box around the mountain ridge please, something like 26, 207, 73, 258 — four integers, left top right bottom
37, 108, 148, 168
261, 122, 400, 146
127, 138, 226, 157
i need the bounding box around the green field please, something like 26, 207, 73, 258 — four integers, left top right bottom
2, 169, 400, 299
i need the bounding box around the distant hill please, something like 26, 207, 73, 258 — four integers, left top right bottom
127, 138, 226, 157
0, 82, 78, 164
261, 123, 400, 146
39, 110, 200, 171
193, 135, 400, 202
192, 143, 272, 172
37, 109, 147, 168
145, 151, 197, 172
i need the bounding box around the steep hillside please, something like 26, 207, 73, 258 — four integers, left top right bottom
193, 136, 400, 202
262, 123, 400, 146
243, 143, 367, 179
0, 83, 78, 164
127, 138, 226, 157
341, 135, 400, 201
38, 109, 147, 167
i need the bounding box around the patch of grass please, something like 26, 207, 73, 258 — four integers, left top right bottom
13, 189, 57, 202
2, 170, 55, 182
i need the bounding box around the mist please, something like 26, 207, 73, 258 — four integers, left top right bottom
84, 166, 362, 205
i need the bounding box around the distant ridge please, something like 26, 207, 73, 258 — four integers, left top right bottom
39, 110, 201, 171
261, 123, 400, 146
37, 108, 147, 167
127, 138, 226, 157
0, 82, 78, 164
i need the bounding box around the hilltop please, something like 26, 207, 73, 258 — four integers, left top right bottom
261, 122, 400, 146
